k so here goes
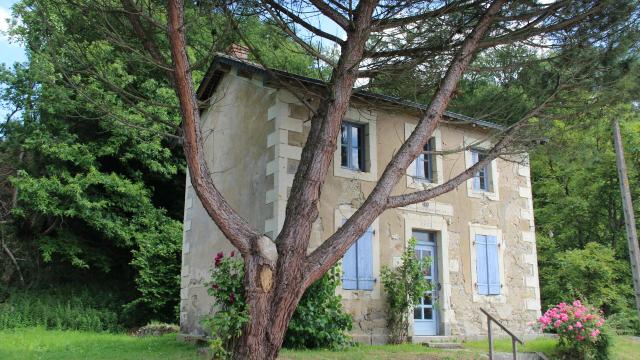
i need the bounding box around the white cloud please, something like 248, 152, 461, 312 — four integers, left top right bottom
0, 6, 10, 33
0, 7, 11, 44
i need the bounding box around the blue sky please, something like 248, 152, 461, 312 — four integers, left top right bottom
0, 0, 26, 66
0, 0, 26, 121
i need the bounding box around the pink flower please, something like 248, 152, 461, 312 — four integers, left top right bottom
560, 314, 569, 322
577, 335, 585, 341
554, 320, 562, 328
568, 325, 574, 331
214, 252, 224, 267
575, 321, 583, 328
590, 329, 600, 338
230, 251, 235, 257
573, 300, 582, 307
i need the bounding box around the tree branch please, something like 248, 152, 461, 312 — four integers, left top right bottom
303, 0, 508, 288
307, 0, 350, 29
262, 0, 345, 45
166, 0, 260, 254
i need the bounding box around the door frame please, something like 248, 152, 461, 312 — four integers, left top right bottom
413, 233, 439, 336
402, 211, 452, 337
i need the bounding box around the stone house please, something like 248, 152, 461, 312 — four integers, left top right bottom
179, 53, 542, 343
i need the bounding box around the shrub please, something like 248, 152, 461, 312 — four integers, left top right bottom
127, 220, 183, 324
540, 242, 634, 316
606, 310, 640, 336
202, 251, 353, 357
380, 237, 430, 344
284, 266, 352, 349
0, 287, 122, 332
535, 300, 609, 359
202, 252, 248, 359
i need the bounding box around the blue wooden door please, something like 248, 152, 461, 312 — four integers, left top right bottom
413, 231, 438, 336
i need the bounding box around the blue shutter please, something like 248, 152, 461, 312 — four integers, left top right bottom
357, 227, 375, 290
486, 235, 501, 295
471, 151, 481, 190
342, 242, 358, 290
475, 234, 489, 295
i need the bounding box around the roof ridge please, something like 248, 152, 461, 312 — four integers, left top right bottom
199, 54, 505, 130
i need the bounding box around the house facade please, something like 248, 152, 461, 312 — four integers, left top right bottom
179, 54, 542, 343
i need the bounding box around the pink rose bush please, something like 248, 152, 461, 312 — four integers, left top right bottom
203, 251, 249, 358
534, 300, 609, 359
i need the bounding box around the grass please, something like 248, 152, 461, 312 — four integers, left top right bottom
279, 343, 482, 360
610, 335, 640, 360
0, 327, 198, 360
1, 327, 640, 359
464, 337, 558, 356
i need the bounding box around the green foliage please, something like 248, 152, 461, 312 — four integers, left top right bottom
0, 288, 123, 332
202, 252, 248, 358
540, 243, 634, 315
380, 237, 430, 344
203, 252, 352, 353
606, 310, 640, 336
127, 220, 183, 323
284, 266, 352, 349
0, 0, 321, 328
530, 109, 640, 333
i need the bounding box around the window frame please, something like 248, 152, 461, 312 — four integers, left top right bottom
416, 137, 435, 182
471, 149, 491, 192
340, 121, 366, 172
405, 124, 443, 189
333, 108, 378, 182
464, 136, 499, 201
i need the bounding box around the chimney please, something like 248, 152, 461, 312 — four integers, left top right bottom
227, 43, 250, 60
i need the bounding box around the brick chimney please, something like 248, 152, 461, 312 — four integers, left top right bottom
227, 43, 250, 60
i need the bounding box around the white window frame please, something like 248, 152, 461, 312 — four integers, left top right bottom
333, 108, 378, 182
468, 223, 506, 303
464, 136, 500, 201
405, 123, 444, 190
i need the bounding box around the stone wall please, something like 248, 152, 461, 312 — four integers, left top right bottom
179, 69, 274, 335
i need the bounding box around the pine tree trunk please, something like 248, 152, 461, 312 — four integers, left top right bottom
232, 254, 305, 360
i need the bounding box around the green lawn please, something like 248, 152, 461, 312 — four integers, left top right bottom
464, 337, 558, 356
1, 327, 640, 359
0, 328, 198, 360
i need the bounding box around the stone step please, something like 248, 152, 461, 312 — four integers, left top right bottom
412, 335, 459, 343
423, 342, 464, 349
493, 352, 548, 360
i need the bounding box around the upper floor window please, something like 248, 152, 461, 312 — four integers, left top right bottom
341, 122, 366, 171
416, 138, 436, 182
471, 149, 491, 192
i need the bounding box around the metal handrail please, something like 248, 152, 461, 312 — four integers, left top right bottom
480, 308, 525, 360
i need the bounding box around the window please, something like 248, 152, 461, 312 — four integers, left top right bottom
471, 149, 491, 191
416, 138, 436, 182
475, 234, 500, 295
341, 122, 366, 171
342, 227, 375, 290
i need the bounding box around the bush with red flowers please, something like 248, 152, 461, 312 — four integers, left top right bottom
535, 300, 610, 359
202, 251, 247, 359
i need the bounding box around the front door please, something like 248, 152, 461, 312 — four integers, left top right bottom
413, 230, 438, 336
